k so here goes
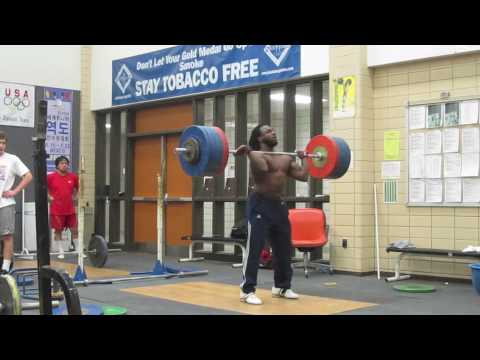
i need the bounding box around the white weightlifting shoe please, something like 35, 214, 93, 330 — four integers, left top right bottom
240, 291, 263, 305
57, 254, 65, 260
272, 287, 299, 299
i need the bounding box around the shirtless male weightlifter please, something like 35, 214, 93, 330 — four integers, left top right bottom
234, 124, 310, 305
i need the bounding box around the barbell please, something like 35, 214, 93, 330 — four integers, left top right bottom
0, 274, 60, 315
14, 234, 119, 268
174, 125, 351, 179
73, 269, 209, 286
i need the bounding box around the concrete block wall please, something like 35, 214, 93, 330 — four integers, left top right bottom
373, 51, 480, 279
79, 45, 96, 239
328, 45, 376, 273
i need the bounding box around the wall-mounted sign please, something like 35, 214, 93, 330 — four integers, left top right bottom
384, 130, 401, 160
44, 88, 73, 173
333, 75, 356, 118
112, 45, 301, 106
0, 81, 35, 128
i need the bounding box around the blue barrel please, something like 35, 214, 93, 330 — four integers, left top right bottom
470, 263, 480, 296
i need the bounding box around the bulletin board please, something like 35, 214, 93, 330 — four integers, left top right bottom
407, 98, 480, 206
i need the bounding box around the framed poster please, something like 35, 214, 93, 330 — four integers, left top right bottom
333, 75, 356, 118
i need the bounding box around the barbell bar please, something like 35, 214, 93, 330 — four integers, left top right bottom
20, 301, 60, 311
16, 248, 121, 258
18, 248, 122, 257
73, 269, 209, 286
0, 300, 60, 314
175, 125, 351, 179
175, 147, 325, 160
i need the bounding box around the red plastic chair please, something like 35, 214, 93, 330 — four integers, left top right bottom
289, 208, 333, 278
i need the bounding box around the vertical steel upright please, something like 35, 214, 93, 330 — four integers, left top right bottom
33, 100, 52, 315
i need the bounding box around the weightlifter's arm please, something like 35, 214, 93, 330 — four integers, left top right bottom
288, 151, 309, 182
234, 145, 269, 172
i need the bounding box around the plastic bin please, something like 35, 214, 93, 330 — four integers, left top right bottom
470, 263, 480, 295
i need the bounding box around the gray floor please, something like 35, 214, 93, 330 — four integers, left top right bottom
18, 251, 480, 315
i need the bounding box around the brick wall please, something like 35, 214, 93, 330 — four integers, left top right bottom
328, 45, 375, 272
79, 45, 96, 239
373, 52, 480, 279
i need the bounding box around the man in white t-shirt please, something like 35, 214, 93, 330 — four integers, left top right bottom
0, 131, 33, 274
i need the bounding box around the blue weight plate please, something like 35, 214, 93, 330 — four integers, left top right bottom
53, 303, 104, 315
203, 126, 223, 175
329, 137, 351, 179
179, 126, 211, 177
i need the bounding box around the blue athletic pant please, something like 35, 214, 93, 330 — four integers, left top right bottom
241, 192, 293, 294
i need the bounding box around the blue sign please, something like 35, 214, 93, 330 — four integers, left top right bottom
112, 45, 300, 106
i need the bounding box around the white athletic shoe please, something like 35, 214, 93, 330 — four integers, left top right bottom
272, 287, 299, 299
57, 254, 65, 260
240, 291, 263, 305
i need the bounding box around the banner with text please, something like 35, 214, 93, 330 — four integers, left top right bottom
0, 81, 35, 128
44, 88, 73, 173
112, 45, 300, 106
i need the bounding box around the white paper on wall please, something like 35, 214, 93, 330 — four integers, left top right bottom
425, 179, 443, 202
425, 129, 442, 154
409, 132, 425, 155
460, 100, 479, 125
461, 127, 480, 153
409, 155, 424, 178
461, 153, 480, 177
462, 178, 480, 202
409, 179, 425, 202
443, 128, 459, 153
381, 161, 401, 179
444, 178, 462, 202
443, 153, 461, 178
424, 154, 442, 178
409, 106, 426, 130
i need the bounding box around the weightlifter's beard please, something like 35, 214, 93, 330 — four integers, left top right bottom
262, 138, 278, 148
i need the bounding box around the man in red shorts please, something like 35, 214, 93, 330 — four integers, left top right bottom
47, 156, 79, 259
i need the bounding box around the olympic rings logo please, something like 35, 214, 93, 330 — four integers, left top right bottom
3, 95, 30, 111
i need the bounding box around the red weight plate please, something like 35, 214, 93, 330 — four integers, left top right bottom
305, 135, 340, 179
213, 126, 230, 175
